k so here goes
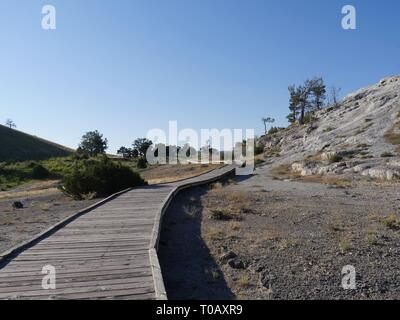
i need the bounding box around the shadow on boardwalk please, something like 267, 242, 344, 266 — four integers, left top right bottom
158, 186, 235, 300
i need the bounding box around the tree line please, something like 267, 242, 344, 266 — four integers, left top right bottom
287, 77, 340, 125
76, 130, 154, 168
261, 77, 341, 135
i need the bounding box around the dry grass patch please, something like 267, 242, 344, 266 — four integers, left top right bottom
208, 208, 242, 221
236, 274, 251, 289
384, 121, 400, 147
368, 213, 381, 222
385, 122, 400, 144
204, 227, 225, 241
142, 163, 223, 184
270, 164, 300, 180
246, 229, 285, 247
277, 238, 298, 250
366, 234, 379, 246
271, 169, 353, 187
223, 191, 250, 202
211, 182, 224, 190
381, 213, 399, 230
339, 236, 353, 252
327, 216, 345, 232
229, 221, 242, 231
265, 146, 282, 158
300, 175, 353, 188
0, 187, 59, 201
205, 188, 257, 216
39, 203, 52, 211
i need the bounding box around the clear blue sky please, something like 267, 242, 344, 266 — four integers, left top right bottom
1, 0, 400, 153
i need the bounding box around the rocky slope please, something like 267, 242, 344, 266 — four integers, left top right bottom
259, 76, 400, 181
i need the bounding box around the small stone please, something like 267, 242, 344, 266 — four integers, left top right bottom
253, 265, 265, 273
12, 201, 24, 209
259, 271, 274, 288
219, 251, 237, 263
228, 258, 246, 269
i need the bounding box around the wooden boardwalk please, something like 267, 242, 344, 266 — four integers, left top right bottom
0, 165, 235, 300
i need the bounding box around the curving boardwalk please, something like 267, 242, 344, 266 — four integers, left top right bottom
0, 165, 235, 300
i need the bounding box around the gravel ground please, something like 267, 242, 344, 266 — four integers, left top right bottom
158, 164, 400, 300
0, 183, 100, 253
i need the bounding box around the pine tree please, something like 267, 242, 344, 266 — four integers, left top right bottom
287, 85, 300, 124
307, 77, 326, 111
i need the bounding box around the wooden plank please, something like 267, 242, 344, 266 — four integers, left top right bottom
0, 164, 236, 300
0, 260, 151, 275
0, 276, 154, 293
12, 250, 149, 262
2, 286, 155, 300
0, 272, 153, 289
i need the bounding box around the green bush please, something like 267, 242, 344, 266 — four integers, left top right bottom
136, 157, 147, 169
268, 127, 279, 135
381, 152, 394, 158
254, 145, 264, 156
303, 113, 316, 124
31, 164, 50, 179
62, 157, 146, 199
328, 154, 343, 164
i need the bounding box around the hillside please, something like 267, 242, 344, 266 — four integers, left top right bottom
259, 76, 400, 181
0, 125, 74, 162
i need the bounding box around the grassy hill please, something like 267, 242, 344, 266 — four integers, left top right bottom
0, 125, 74, 162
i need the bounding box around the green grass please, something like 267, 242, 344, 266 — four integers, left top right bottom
0, 124, 73, 162
0, 126, 151, 193
0, 156, 147, 192
0, 161, 52, 191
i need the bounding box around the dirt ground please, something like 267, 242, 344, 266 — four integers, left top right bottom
141, 163, 222, 184
0, 181, 100, 253
158, 164, 400, 300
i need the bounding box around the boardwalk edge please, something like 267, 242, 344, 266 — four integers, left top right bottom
149, 165, 236, 300
0, 187, 134, 268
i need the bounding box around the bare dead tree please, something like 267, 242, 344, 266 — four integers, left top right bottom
262, 117, 275, 135
329, 86, 342, 108
5, 119, 16, 129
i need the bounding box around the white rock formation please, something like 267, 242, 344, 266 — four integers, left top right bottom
260, 76, 400, 180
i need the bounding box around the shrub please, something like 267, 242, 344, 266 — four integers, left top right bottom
303, 112, 316, 124
31, 164, 50, 179
62, 157, 146, 199
381, 152, 394, 158
268, 127, 279, 135
136, 157, 147, 169
328, 154, 343, 164
254, 145, 264, 155
381, 214, 398, 230
323, 127, 334, 133
208, 208, 241, 221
